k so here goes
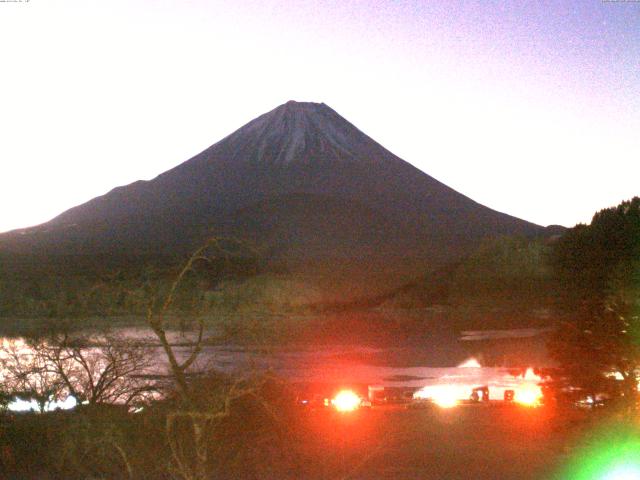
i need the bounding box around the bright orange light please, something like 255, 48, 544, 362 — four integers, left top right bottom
514, 383, 543, 406
513, 368, 543, 407
432, 390, 458, 408
414, 385, 461, 408
332, 390, 361, 412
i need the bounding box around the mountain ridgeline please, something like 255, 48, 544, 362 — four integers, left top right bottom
1, 101, 550, 302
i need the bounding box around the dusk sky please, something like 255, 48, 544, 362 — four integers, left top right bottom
1, 0, 638, 233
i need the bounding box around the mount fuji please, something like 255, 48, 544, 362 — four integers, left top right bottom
1, 101, 546, 295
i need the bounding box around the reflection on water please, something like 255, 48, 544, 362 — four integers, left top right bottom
8, 396, 77, 413
1, 339, 76, 412
1, 327, 551, 411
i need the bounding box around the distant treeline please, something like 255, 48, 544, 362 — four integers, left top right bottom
382, 234, 561, 328
1, 235, 557, 317
0, 251, 262, 320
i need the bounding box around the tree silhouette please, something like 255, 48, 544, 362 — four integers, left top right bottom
549, 197, 640, 408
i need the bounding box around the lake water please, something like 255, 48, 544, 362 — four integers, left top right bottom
1, 327, 551, 411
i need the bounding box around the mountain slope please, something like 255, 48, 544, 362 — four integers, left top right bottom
0, 101, 544, 294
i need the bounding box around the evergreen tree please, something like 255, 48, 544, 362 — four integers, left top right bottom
549, 197, 640, 408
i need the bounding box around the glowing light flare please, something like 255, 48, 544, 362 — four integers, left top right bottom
512, 368, 543, 407
332, 390, 361, 412
414, 385, 460, 408
433, 392, 458, 409
602, 465, 640, 480
558, 425, 640, 480
514, 383, 543, 406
